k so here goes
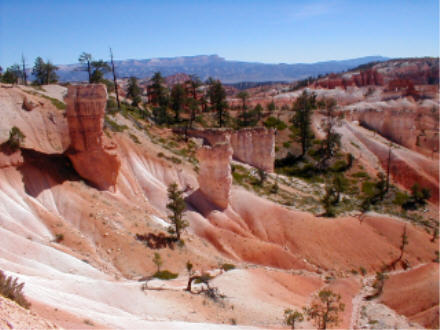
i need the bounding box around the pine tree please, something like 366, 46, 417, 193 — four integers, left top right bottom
32, 57, 58, 85
78, 52, 93, 83
208, 79, 228, 127
303, 290, 345, 329
170, 83, 186, 122
1, 65, 21, 84
126, 76, 142, 106
291, 90, 317, 157
90, 60, 110, 83
166, 183, 188, 241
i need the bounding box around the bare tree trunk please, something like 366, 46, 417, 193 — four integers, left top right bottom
87, 60, 91, 83
386, 145, 392, 192
110, 47, 121, 110
21, 54, 27, 85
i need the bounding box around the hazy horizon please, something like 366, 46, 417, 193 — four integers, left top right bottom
0, 0, 438, 68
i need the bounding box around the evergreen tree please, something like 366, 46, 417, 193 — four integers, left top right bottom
126, 76, 142, 106
303, 290, 345, 329
267, 100, 276, 112
32, 57, 45, 85
1, 64, 21, 84
208, 79, 228, 127
320, 98, 341, 168
90, 60, 110, 83
291, 90, 317, 157
78, 52, 93, 83
149, 72, 169, 107
44, 60, 58, 84
32, 57, 58, 85
170, 83, 186, 122
284, 309, 304, 329
186, 74, 201, 99
166, 183, 188, 241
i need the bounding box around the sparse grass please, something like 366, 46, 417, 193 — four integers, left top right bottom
0, 270, 31, 309
41, 94, 66, 110
104, 115, 128, 132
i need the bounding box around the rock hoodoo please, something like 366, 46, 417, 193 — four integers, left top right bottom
196, 142, 233, 209
230, 127, 275, 172
65, 84, 120, 190
176, 127, 275, 172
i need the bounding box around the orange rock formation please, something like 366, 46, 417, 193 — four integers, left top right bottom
177, 127, 275, 172
65, 84, 120, 190
196, 142, 233, 209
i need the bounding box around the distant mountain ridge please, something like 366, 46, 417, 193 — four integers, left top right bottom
56, 54, 389, 83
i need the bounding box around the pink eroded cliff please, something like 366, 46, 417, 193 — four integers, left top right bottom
312, 58, 438, 90
177, 127, 275, 172
65, 84, 120, 190
196, 142, 233, 209
348, 124, 439, 204
353, 108, 439, 158
230, 127, 275, 172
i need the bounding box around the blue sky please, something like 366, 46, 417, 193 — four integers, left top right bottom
0, 0, 438, 68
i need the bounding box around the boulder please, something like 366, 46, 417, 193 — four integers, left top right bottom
65, 84, 120, 190
22, 96, 38, 111
196, 142, 233, 209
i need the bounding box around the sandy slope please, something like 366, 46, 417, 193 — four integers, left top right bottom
381, 263, 439, 329
0, 84, 438, 328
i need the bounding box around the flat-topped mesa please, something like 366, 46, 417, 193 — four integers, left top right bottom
196, 142, 233, 209
230, 127, 275, 173
65, 84, 120, 190
175, 127, 275, 173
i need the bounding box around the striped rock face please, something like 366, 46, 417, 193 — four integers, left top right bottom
196, 142, 233, 209
65, 84, 120, 190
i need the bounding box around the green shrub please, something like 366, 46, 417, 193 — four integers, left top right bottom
359, 266, 367, 276
393, 191, 409, 206
362, 181, 377, 196
153, 270, 178, 280
330, 159, 349, 172
263, 116, 287, 131
40, 94, 66, 110
221, 263, 236, 271
351, 171, 370, 179
54, 233, 64, 243
104, 116, 128, 132
0, 270, 31, 309
7, 126, 25, 150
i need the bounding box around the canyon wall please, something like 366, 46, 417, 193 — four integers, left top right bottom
196, 142, 233, 209
348, 125, 439, 204
65, 84, 120, 190
312, 58, 439, 90
176, 127, 275, 172
351, 109, 439, 158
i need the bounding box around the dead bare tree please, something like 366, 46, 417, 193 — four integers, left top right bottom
109, 47, 121, 111
385, 143, 393, 192
21, 54, 27, 85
